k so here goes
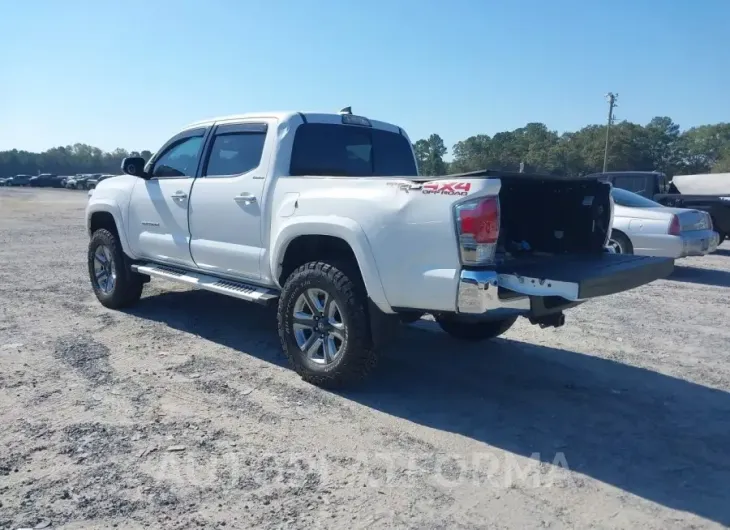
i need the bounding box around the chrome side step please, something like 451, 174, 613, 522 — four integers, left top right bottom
132, 263, 279, 305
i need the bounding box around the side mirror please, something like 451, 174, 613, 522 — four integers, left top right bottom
121, 157, 148, 178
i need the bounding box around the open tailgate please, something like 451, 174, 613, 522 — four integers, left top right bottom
496, 254, 674, 301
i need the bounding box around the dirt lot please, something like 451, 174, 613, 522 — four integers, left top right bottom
1, 187, 730, 529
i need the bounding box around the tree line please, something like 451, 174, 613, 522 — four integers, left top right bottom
0, 145, 153, 177
414, 117, 730, 177
2, 117, 729, 178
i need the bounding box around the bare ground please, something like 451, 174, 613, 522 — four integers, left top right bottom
1, 187, 730, 529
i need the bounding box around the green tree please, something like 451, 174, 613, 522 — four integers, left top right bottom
678, 123, 730, 174
451, 134, 493, 173
414, 134, 448, 175
712, 145, 730, 173
642, 117, 681, 174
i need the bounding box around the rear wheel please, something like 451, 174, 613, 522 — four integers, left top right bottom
607, 231, 633, 254
436, 316, 517, 342
278, 261, 377, 388
88, 229, 143, 308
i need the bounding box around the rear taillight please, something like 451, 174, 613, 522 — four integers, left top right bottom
454, 196, 500, 266
668, 214, 681, 236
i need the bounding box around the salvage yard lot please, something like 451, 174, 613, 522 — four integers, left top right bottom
1, 187, 730, 529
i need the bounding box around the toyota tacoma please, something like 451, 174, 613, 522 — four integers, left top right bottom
86, 109, 674, 387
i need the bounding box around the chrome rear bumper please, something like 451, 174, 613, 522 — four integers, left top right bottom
457, 253, 673, 317
457, 270, 531, 315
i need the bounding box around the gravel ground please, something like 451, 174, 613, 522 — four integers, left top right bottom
1, 187, 730, 530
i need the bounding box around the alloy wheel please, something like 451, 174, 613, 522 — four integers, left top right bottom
292, 288, 345, 365
606, 238, 623, 254
92, 245, 117, 294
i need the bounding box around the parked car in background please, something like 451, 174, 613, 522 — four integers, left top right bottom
590, 170, 730, 244
608, 187, 719, 257
65, 176, 80, 189
0, 177, 8, 186
8, 174, 33, 186
66, 175, 95, 189
86, 174, 117, 189
30, 173, 61, 187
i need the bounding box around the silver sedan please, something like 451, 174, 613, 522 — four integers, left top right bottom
608, 187, 719, 258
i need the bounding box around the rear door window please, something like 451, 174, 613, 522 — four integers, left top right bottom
290, 123, 417, 177
204, 131, 267, 177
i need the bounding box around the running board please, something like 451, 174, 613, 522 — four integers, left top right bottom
132, 263, 279, 306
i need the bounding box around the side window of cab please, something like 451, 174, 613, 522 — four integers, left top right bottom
147, 129, 207, 178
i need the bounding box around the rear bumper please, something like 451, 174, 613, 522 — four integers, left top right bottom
679, 230, 719, 257
456, 269, 580, 320
634, 230, 719, 258
457, 254, 674, 316
457, 270, 531, 316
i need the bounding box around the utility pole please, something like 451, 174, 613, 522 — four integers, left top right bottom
602, 92, 618, 173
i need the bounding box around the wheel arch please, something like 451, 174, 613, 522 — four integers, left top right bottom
271, 218, 393, 314
608, 228, 634, 253
86, 203, 133, 257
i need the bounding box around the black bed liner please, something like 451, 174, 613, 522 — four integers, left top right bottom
496, 254, 674, 299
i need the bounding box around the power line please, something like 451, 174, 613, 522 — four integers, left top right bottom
603, 92, 619, 173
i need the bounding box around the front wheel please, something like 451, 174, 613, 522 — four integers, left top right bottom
88, 229, 143, 309
436, 316, 517, 342
277, 261, 377, 388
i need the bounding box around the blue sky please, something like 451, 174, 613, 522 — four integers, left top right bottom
1, 0, 728, 155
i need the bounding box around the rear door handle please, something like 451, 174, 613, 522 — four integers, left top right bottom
171, 191, 188, 200
234, 193, 256, 204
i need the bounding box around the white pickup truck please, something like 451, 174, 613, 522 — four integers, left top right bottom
86, 109, 673, 387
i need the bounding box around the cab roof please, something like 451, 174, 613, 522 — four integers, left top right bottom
181, 111, 404, 135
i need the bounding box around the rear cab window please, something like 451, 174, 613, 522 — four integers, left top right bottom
289, 123, 418, 177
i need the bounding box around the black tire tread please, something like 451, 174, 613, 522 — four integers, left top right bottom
277, 261, 376, 388
88, 229, 143, 309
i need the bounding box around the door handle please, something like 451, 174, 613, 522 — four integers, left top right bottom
234, 193, 256, 204
171, 191, 188, 200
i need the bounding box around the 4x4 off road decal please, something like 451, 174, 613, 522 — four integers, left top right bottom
422, 182, 471, 196
386, 181, 472, 196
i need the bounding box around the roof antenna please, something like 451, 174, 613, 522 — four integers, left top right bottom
339, 106, 352, 115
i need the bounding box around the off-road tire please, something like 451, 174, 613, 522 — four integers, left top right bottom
436, 316, 517, 342
278, 261, 376, 388
88, 229, 143, 309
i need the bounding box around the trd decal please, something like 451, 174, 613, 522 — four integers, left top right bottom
422, 181, 471, 196
387, 181, 423, 193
